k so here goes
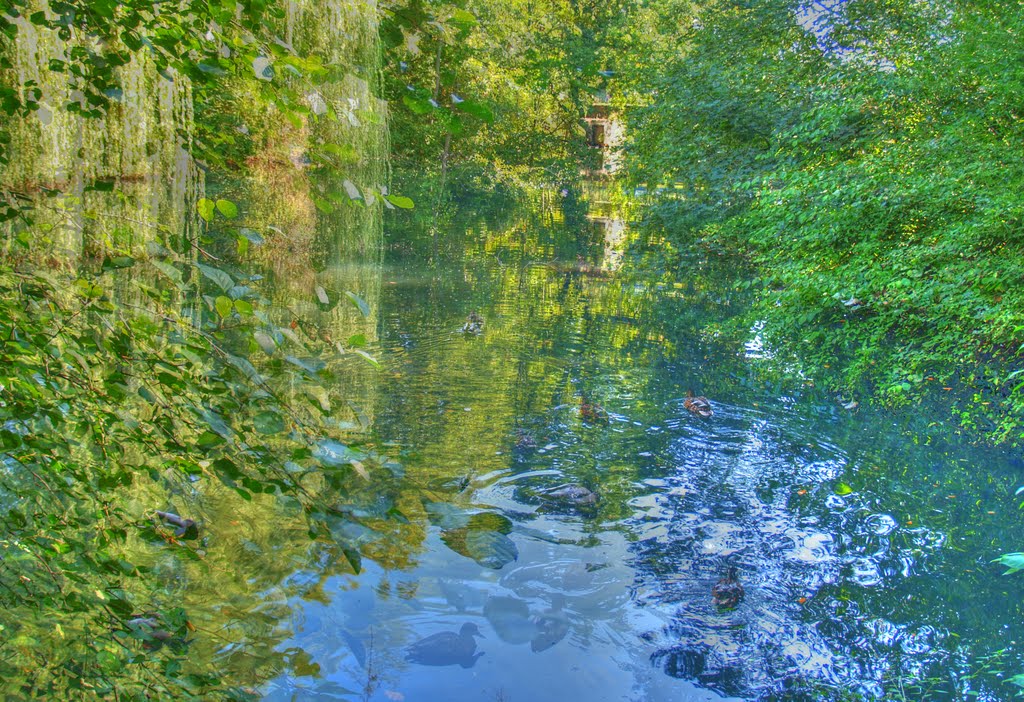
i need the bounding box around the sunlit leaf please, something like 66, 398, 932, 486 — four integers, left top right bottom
215, 295, 233, 317
385, 195, 414, 209
197, 198, 215, 222
215, 199, 238, 218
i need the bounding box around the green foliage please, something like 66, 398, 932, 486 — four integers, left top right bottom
620, 0, 1024, 444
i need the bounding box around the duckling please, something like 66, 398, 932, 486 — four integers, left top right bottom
684, 390, 713, 418
460, 312, 484, 334
405, 622, 484, 668
711, 566, 744, 609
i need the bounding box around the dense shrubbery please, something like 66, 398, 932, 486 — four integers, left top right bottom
620, 0, 1024, 443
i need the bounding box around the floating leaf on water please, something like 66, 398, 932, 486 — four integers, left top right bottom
344, 291, 370, 317
347, 334, 367, 348
834, 483, 854, 496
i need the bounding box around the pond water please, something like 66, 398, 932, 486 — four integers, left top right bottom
240, 193, 1024, 701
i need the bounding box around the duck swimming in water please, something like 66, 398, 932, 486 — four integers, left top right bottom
684, 390, 713, 418
580, 399, 609, 424
405, 622, 484, 668
461, 312, 484, 334
711, 566, 744, 609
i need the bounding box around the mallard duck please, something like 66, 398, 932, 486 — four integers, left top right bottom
711, 566, 744, 609
684, 390, 713, 418
405, 622, 483, 668
460, 312, 484, 334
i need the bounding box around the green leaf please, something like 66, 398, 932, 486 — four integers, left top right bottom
347, 334, 367, 348
385, 195, 415, 209
402, 95, 433, 114
216, 199, 238, 218
351, 349, 380, 368
197, 198, 216, 222
151, 260, 182, 284
102, 256, 135, 270
215, 296, 233, 317
994, 552, 1024, 575
313, 439, 360, 467
196, 263, 233, 292
834, 483, 854, 496
344, 291, 370, 317
454, 99, 494, 123
254, 411, 286, 435
450, 8, 477, 28
234, 299, 253, 316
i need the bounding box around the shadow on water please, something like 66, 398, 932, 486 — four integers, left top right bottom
260, 191, 1024, 701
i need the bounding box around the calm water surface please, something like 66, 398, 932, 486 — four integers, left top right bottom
259, 196, 1024, 701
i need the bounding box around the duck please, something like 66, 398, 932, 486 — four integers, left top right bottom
155, 510, 198, 538
460, 312, 484, 334
541, 483, 599, 506
684, 390, 713, 418
405, 622, 483, 668
579, 399, 609, 424
711, 566, 744, 609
